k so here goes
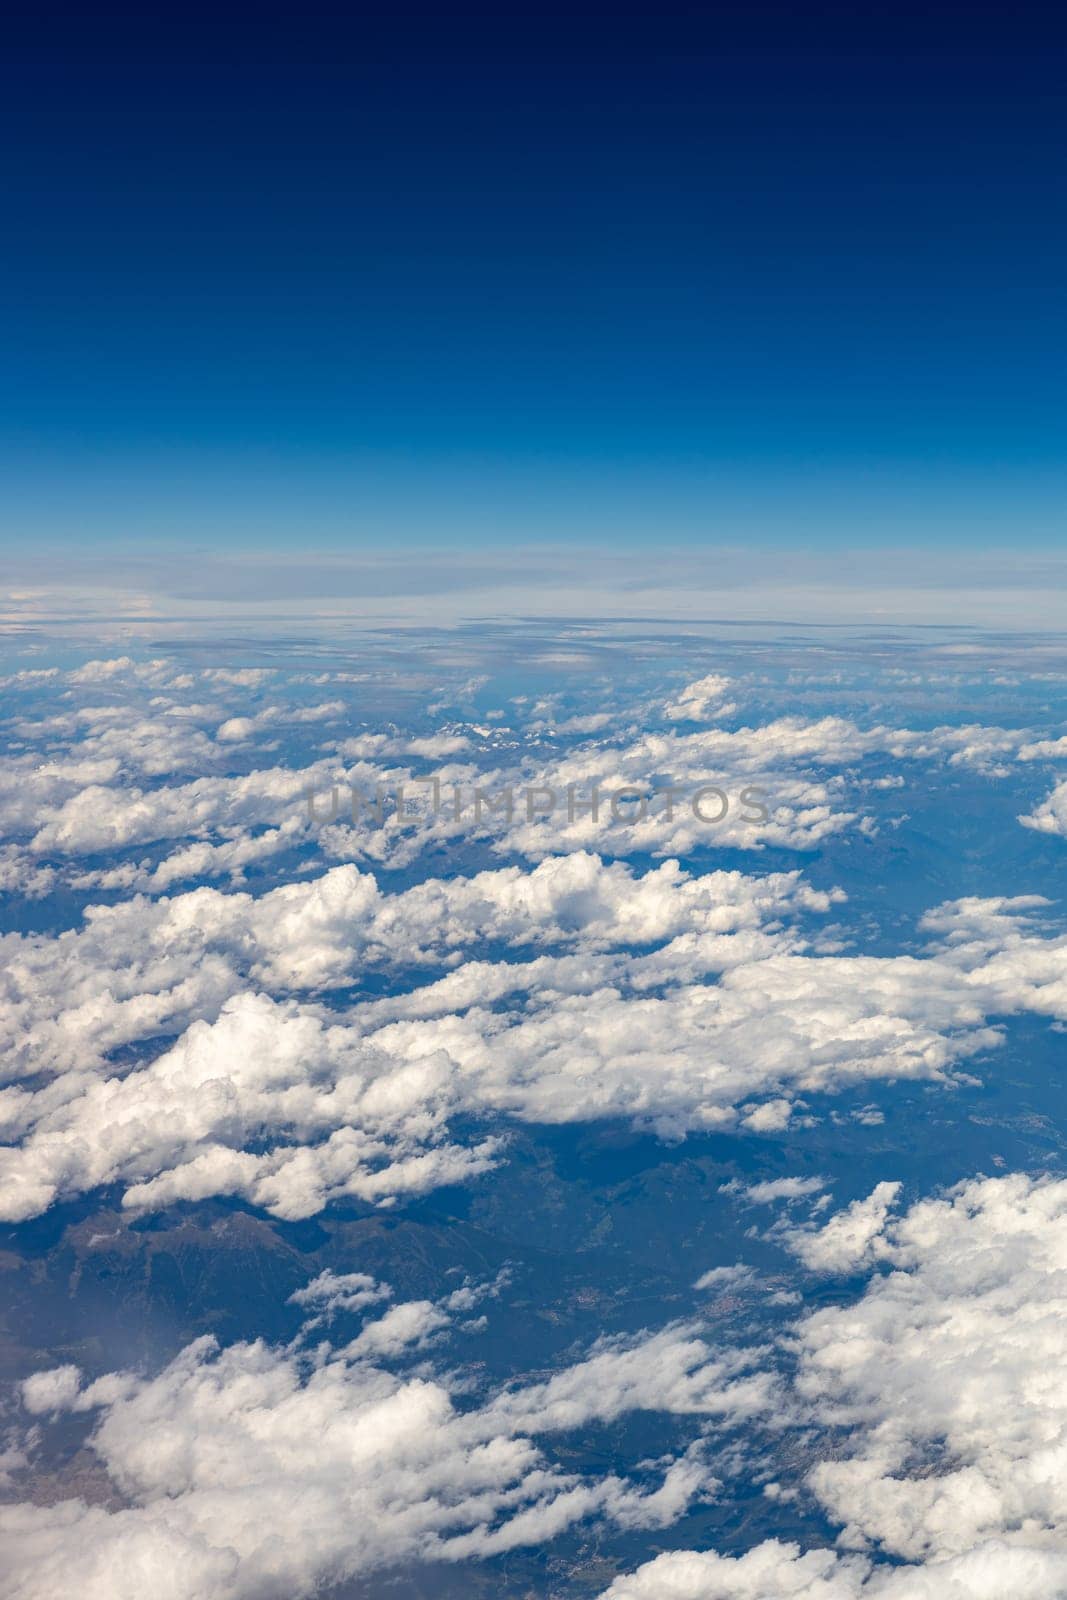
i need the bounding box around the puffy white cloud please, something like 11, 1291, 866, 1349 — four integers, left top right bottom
11, 876, 1067, 1223
0, 754, 124, 840
335, 731, 474, 758
1, 1312, 768, 1600
693, 1264, 758, 1292
216, 701, 345, 742
13, 1162, 1067, 1600
1020, 780, 1067, 839
784, 1182, 902, 1272
0, 853, 825, 1086
794, 1174, 1067, 1565
25, 763, 329, 856
20, 1364, 83, 1416
6, 705, 222, 779
70, 818, 307, 893
9, 682, 1040, 884
0, 845, 57, 900
664, 675, 737, 722
8, 650, 1067, 1600
7, 658, 1067, 1234
586, 717, 1021, 779
1, 646, 1052, 884
343, 1299, 450, 1358
287, 1270, 391, 1320
0, 940, 994, 1222
66, 656, 138, 684
0, 990, 506, 1222
600, 1171, 1067, 1600
0, 666, 60, 687
1017, 736, 1067, 761
313, 714, 1043, 864
595, 1539, 1067, 1599
918, 894, 1067, 1020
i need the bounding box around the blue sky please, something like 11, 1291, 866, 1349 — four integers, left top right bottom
2, 1, 1065, 558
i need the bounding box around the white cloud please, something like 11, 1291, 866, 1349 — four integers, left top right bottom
343, 1300, 449, 1358
0, 845, 57, 900
0, 666, 60, 687
335, 732, 474, 758
10, 878, 1067, 1223
6, 705, 222, 779
66, 656, 138, 684
784, 1182, 902, 1272
1017, 736, 1067, 761
601, 1171, 1067, 1600
664, 675, 737, 722
0, 853, 825, 1087
70, 818, 307, 892
32, 1177, 1067, 1600
7, 664, 1041, 878
1020, 780, 1067, 839
287, 1270, 391, 1320
8, 648, 1067, 1600
25, 763, 330, 856
595, 1539, 1067, 1598
1, 1313, 769, 1600
740, 1176, 828, 1204
20, 1364, 83, 1416
200, 668, 276, 687
216, 701, 345, 742
794, 1173, 1067, 1565
693, 1264, 758, 1292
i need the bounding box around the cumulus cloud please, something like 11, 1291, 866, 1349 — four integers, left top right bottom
315, 713, 1044, 864
0, 845, 57, 900
11, 702, 1010, 875
595, 1538, 1067, 1598
215, 701, 345, 742
0, 939, 1000, 1221
66, 656, 139, 684
10, 874, 1067, 1222
1, 646, 1054, 886
15, 1169, 1067, 1600
8, 676, 1046, 896
24, 763, 330, 856
343, 1299, 450, 1358
200, 667, 276, 687
0, 853, 826, 1085
794, 1173, 1067, 1564
287, 1270, 391, 1320
335, 731, 474, 759
600, 1171, 1067, 1600
783, 1181, 902, 1272
20, 1364, 83, 1416
0, 989, 511, 1221
1020, 780, 1067, 839
664, 675, 738, 722
6, 706, 222, 779
0, 1312, 770, 1600
6, 645, 1067, 1600
1017, 736, 1067, 761
693, 1264, 759, 1292
0, 666, 60, 687
70, 818, 308, 893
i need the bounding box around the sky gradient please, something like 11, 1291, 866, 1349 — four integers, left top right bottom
3, 1, 1065, 559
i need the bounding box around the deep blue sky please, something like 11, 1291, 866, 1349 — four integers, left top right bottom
3, 1, 1065, 553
